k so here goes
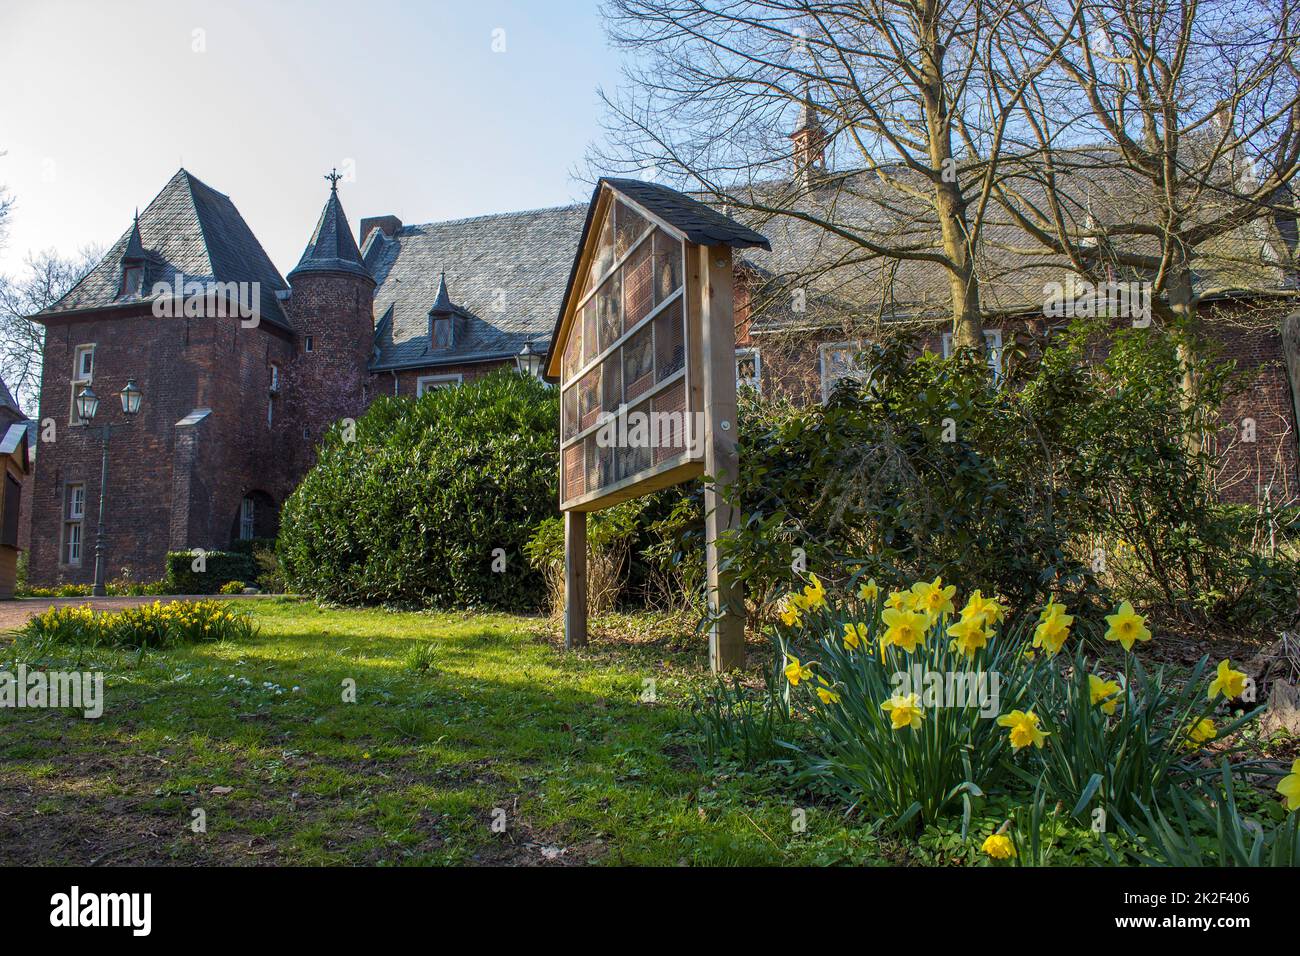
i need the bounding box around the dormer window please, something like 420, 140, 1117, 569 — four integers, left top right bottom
119, 211, 147, 299
120, 264, 144, 297
426, 273, 457, 352
431, 313, 454, 350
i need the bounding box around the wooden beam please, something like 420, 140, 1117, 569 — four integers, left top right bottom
564, 510, 588, 649
697, 244, 746, 672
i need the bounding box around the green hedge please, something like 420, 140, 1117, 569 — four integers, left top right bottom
164, 550, 256, 594
277, 370, 559, 609
228, 537, 277, 557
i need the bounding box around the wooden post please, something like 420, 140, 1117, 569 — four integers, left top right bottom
697, 245, 746, 672
564, 510, 588, 649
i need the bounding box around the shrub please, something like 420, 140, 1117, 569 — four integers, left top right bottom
725, 340, 1091, 623
278, 371, 559, 609
20, 600, 257, 649
219, 580, 247, 595
525, 499, 648, 615
164, 550, 256, 595
723, 323, 1297, 630
251, 546, 284, 594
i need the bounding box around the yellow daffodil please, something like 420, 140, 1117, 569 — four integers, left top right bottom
779, 595, 804, 628
981, 832, 1016, 860
800, 573, 827, 611
815, 677, 841, 705
962, 589, 1005, 628
910, 576, 957, 618
1278, 759, 1300, 812
784, 654, 812, 686
1184, 717, 1217, 749
884, 589, 912, 612
946, 614, 990, 658
880, 607, 929, 653
857, 577, 880, 603
1208, 659, 1248, 702
880, 692, 925, 731
1103, 601, 1151, 652
997, 709, 1049, 750
842, 622, 868, 651
1088, 674, 1122, 715
1022, 646, 1037, 661
1032, 606, 1074, 657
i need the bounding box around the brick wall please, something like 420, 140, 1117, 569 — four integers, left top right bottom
28, 304, 295, 586
745, 302, 1300, 506
379, 358, 514, 400
277, 270, 376, 480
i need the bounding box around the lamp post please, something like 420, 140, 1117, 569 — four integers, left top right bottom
76, 379, 142, 596
515, 341, 545, 379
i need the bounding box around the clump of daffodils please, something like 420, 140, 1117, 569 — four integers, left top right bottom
21, 599, 256, 649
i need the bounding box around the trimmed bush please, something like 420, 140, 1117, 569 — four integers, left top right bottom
164, 550, 256, 594
278, 370, 559, 609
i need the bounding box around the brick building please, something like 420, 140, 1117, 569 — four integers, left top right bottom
24, 135, 1300, 586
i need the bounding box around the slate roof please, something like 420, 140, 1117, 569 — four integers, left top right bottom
598, 178, 772, 250
0, 376, 21, 419
367, 204, 589, 371
288, 187, 371, 281
38, 169, 291, 330
726, 149, 1298, 333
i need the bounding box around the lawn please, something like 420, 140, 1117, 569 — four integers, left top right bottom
0, 599, 909, 866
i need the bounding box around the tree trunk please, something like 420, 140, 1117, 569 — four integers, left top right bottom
1167, 263, 1203, 456
918, 0, 984, 351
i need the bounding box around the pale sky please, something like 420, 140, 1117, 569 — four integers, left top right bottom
0, 0, 623, 275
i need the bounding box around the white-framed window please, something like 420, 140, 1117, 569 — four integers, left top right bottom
736, 348, 762, 394
303, 335, 314, 353
941, 329, 1004, 381
239, 496, 255, 541
269, 364, 281, 393
63, 483, 85, 566
416, 373, 463, 397
70, 345, 95, 425
819, 341, 869, 403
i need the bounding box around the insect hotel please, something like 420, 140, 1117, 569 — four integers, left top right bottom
543, 178, 769, 671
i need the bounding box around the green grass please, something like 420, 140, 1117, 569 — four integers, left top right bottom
0, 599, 912, 866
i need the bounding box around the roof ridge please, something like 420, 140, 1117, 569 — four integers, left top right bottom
403, 202, 585, 232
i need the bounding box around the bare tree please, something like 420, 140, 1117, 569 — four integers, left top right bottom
988, 0, 1300, 434
595, 0, 1079, 348
0, 246, 102, 416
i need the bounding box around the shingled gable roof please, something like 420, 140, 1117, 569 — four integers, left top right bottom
288, 186, 371, 281
366, 203, 589, 372
0, 376, 22, 419
39, 169, 291, 330
539, 178, 772, 381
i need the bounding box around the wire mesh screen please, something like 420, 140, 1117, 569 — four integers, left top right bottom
560, 195, 698, 508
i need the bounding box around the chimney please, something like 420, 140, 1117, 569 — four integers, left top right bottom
360, 215, 403, 248
790, 84, 827, 188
